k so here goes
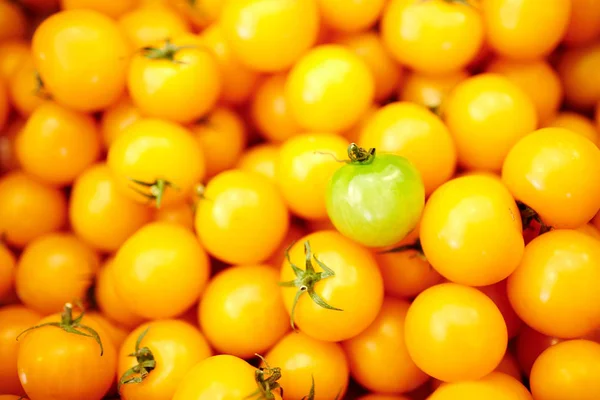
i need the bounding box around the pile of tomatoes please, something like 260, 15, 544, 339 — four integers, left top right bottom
1, 0, 600, 399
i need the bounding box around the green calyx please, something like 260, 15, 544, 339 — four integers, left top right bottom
127, 177, 178, 208
301, 376, 316, 400
246, 354, 283, 400
380, 239, 428, 263
17, 302, 104, 356
517, 201, 552, 235
118, 327, 156, 389
279, 241, 343, 331
347, 143, 376, 164
140, 39, 196, 63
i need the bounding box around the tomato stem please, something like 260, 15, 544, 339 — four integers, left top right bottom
33, 71, 51, 100
347, 143, 376, 164
301, 376, 316, 400
246, 354, 283, 400
279, 241, 343, 331
517, 202, 552, 235
16, 302, 104, 356
140, 39, 196, 63
118, 327, 156, 389
127, 177, 178, 208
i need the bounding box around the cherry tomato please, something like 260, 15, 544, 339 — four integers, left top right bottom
118, 5, 190, 49
382, 0, 483, 74
70, 163, 152, 253
399, 70, 469, 112
515, 326, 562, 377
0, 0, 26, 42
285, 45, 375, 132
359, 101, 457, 196
277, 133, 347, 220
563, 0, 600, 46
200, 23, 260, 106
558, 42, 600, 111
317, 0, 384, 33
477, 280, 522, 339
251, 73, 302, 143
334, 31, 402, 102
237, 144, 279, 182
482, 0, 570, 60
199, 265, 289, 358
152, 201, 195, 231
196, 169, 289, 264
17, 304, 117, 400
173, 354, 283, 400
128, 37, 221, 124
221, 0, 319, 72
100, 95, 142, 150
343, 297, 429, 394
168, 0, 225, 28
420, 175, 524, 286
190, 107, 247, 178
430, 380, 524, 400
443, 73, 538, 171
478, 372, 532, 400
0, 39, 29, 81
502, 127, 600, 228
0, 305, 41, 396
95, 258, 146, 329
0, 171, 67, 248
405, 283, 508, 382
112, 222, 210, 319
61, 0, 138, 18
485, 58, 562, 124
327, 144, 425, 248
265, 331, 349, 400
546, 112, 599, 146
280, 230, 384, 342
32, 10, 129, 112
107, 118, 205, 208
0, 244, 15, 303
15, 233, 99, 315
508, 229, 600, 338
118, 320, 212, 400
530, 340, 600, 400
16, 102, 101, 187
8, 56, 48, 118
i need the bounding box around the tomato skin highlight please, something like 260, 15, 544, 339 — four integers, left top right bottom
327, 150, 425, 248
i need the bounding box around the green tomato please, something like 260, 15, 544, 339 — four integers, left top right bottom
326, 144, 425, 247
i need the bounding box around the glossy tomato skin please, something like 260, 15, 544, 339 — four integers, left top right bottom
265, 332, 349, 400
237, 144, 280, 183
507, 230, 600, 339
118, 320, 212, 400
502, 127, 600, 228
327, 152, 424, 248
17, 313, 117, 400
112, 222, 211, 319
172, 354, 283, 400
317, 0, 385, 33
530, 340, 600, 400
405, 283, 508, 382
420, 175, 524, 287
343, 297, 429, 394
32, 10, 129, 112
118, 5, 190, 50
280, 230, 384, 342
0, 306, 42, 396
428, 379, 517, 400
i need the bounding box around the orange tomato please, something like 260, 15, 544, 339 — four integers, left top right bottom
0, 305, 42, 396
118, 5, 190, 49
196, 169, 289, 264
276, 133, 347, 220
562, 0, 600, 46
100, 95, 142, 150
343, 297, 429, 394
399, 70, 469, 112
405, 283, 508, 382
236, 144, 279, 182
190, 107, 247, 178
200, 23, 260, 106
420, 175, 524, 286
61, 0, 139, 18
112, 222, 211, 319
359, 102, 456, 196
69, 163, 152, 253
482, 0, 570, 60
0, 39, 29, 81
32, 10, 129, 112
0, 171, 67, 248
443, 73, 538, 171
118, 319, 212, 400
317, 0, 385, 33
221, 0, 320, 72
15, 233, 99, 315
558, 42, 600, 110
508, 230, 600, 338
545, 111, 599, 146
429, 380, 524, 400
0, 0, 27, 42
199, 265, 289, 358
477, 280, 522, 339
530, 340, 600, 400
479, 372, 532, 400
128, 37, 221, 124
251, 74, 302, 143
152, 201, 195, 231
16, 102, 101, 187
485, 58, 562, 124
334, 31, 402, 102
8, 56, 48, 118
382, 0, 483, 74
502, 127, 600, 228
515, 326, 562, 377
265, 332, 349, 400
286, 45, 375, 132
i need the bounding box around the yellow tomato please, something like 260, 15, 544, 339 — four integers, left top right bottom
317, 0, 385, 33
236, 144, 279, 182
100, 95, 142, 150
545, 111, 599, 146
399, 70, 469, 112
118, 5, 190, 49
